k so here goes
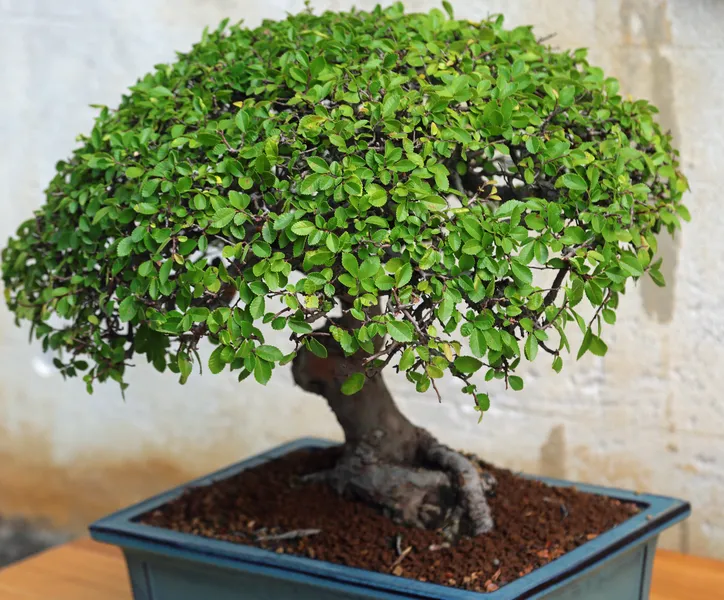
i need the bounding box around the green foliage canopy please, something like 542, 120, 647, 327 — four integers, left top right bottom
1, 3, 688, 413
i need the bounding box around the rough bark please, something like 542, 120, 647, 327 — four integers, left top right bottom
291, 319, 495, 538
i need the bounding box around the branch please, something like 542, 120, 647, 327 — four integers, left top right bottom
542, 266, 570, 309
540, 301, 568, 331
255, 529, 321, 542
392, 290, 427, 340
588, 289, 612, 329
540, 103, 564, 131
363, 341, 401, 366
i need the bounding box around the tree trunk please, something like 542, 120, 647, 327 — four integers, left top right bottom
291, 325, 495, 538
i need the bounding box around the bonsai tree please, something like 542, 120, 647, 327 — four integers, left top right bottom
2, 3, 688, 537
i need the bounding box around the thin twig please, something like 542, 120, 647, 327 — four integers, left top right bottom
389, 546, 412, 571
392, 289, 427, 339
363, 341, 400, 366
430, 377, 442, 403
255, 529, 321, 542
218, 130, 238, 154
540, 302, 568, 331
537, 32, 557, 44
588, 289, 612, 329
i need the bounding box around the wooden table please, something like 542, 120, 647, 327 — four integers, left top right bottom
0, 539, 722, 599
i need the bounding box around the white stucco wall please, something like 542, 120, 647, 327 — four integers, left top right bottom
1, 0, 722, 558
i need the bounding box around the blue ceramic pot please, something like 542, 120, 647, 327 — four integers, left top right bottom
90, 438, 689, 599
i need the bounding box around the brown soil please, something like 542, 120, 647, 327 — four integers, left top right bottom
138, 446, 640, 593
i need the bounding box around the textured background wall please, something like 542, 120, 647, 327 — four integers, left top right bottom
0, 0, 722, 559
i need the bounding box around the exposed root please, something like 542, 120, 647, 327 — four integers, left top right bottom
329, 443, 453, 529
421, 434, 495, 535
299, 433, 496, 538
290, 324, 496, 538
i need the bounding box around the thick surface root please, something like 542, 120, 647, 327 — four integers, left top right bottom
308, 432, 496, 539
420, 433, 495, 536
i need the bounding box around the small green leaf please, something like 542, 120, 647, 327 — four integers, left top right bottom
274, 212, 296, 231
416, 374, 431, 393
589, 335, 608, 357
382, 90, 401, 119
289, 66, 307, 84
525, 137, 541, 154
92, 206, 112, 224
291, 220, 316, 236
252, 242, 272, 258
229, 191, 250, 210
175, 177, 192, 194
305, 337, 328, 358
116, 237, 134, 257
577, 329, 593, 360
254, 359, 272, 385
534, 241, 549, 265
387, 321, 415, 342
300, 175, 319, 195
343, 176, 363, 196
511, 261, 533, 285
422, 195, 448, 212
235, 110, 251, 132
359, 257, 380, 280
437, 299, 453, 324
547, 204, 564, 232
366, 184, 388, 207
138, 261, 154, 277
141, 179, 160, 198
307, 156, 329, 173
620, 254, 644, 277
399, 348, 415, 371
118, 296, 137, 322
342, 254, 359, 277
256, 344, 284, 362
462, 240, 482, 255
602, 309, 617, 325
212, 208, 236, 228
249, 296, 265, 319
584, 281, 604, 305
558, 85, 576, 107
676, 205, 691, 222
134, 202, 158, 215
193, 194, 207, 210
426, 364, 445, 379
525, 335, 538, 361
649, 268, 666, 287
454, 356, 483, 374
288, 320, 313, 334
326, 233, 340, 253
475, 393, 490, 411
208, 346, 225, 374
125, 166, 144, 179
470, 330, 487, 357
395, 263, 412, 287
509, 375, 524, 391
341, 372, 366, 395
561, 173, 588, 191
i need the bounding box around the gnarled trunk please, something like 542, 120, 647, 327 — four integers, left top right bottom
291, 326, 495, 538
